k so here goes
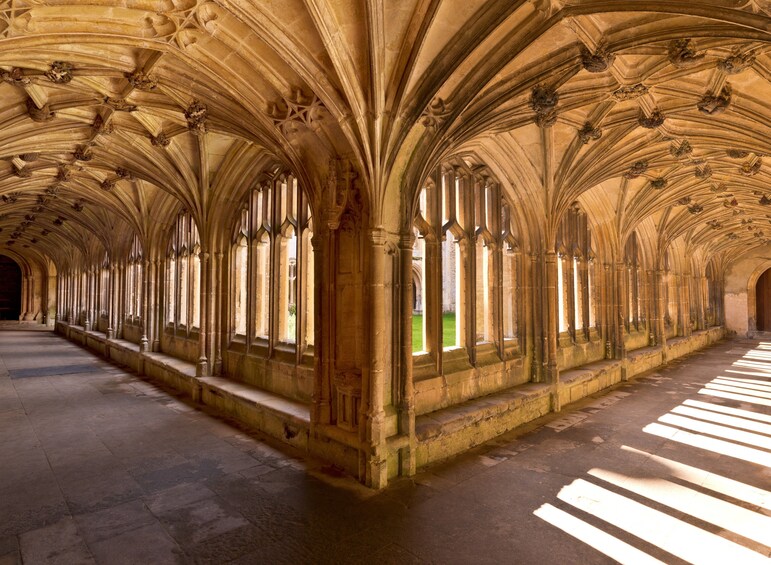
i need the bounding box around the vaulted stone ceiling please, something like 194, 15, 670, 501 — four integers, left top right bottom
1, 0, 770, 269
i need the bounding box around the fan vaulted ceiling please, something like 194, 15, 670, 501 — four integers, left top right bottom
1, 0, 770, 267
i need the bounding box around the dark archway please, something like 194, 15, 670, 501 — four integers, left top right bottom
756, 267, 771, 331
0, 255, 22, 320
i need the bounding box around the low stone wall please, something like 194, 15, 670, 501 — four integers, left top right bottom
411, 326, 726, 471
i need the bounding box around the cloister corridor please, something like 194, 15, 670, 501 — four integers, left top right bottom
0, 326, 768, 564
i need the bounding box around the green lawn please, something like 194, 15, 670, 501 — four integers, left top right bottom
412, 312, 456, 352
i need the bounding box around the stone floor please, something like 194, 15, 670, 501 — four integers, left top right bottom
0, 329, 769, 564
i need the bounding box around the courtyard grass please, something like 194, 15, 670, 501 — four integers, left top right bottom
412, 312, 456, 352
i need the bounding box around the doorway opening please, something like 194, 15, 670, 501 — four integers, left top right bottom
0, 255, 22, 320
755, 267, 771, 331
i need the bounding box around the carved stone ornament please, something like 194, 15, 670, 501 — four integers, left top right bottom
56, 165, 71, 182
1, 67, 30, 86
530, 0, 564, 17
150, 132, 170, 147
651, 177, 668, 190
115, 167, 133, 180
580, 46, 615, 73
26, 97, 54, 122
623, 160, 648, 179
676, 196, 692, 205
530, 86, 559, 128
73, 146, 93, 161
12, 163, 30, 178
185, 100, 207, 134
695, 164, 712, 179
760, 195, 771, 206
612, 83, 648, 101
268, 88, 327, 134
72, 199, 85, 212
420, 97, 451, 130
100, 178, 116, 191
45, 185, 60, 196
324, 158, 359, 230
2, 192, 20, 204
668, 39, 704, 69
41, 229, 50, 236
697, 85, 732, 115
20, 153, 39, 162
740, 159, 761, 176
92, 114, 114, 135
577, 122, 602, 144
710, 182, 727, 193
707, 219, 722, 229
724, 198, 739, 208
125, 70, 158, 91
670, 140, 692, 158
726, 148, 750, 159
718, 51, 755, 75
687, 203, 704, 214
638, 109, 665, 129
53, 216, 65, 226
45, 61, 74, 84
104, 97, 137, 112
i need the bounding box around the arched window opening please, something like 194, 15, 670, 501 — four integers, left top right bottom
166, 212, 200, 333
501, 204, 519, 340
555, 205, 594, 342
624, 233, 643, 332
100, 252, 109, 320
228, 172, 313, 353
127, 235, 143, 322
411, 161, 520, 358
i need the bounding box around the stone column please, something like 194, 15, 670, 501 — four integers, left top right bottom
140, 258, 150, 352
152, 259, 161, 352
614, 262, 626, 361
107, 264, 115, 339
311, 229, 332, 425
365, 228, 393, 488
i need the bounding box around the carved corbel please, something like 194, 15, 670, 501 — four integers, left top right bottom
530, 86, 559, 128
324, 158, 360, 230
580, 46, 615, 73
611, 83, 648, 101
420, 97, 450, 130
638, 109, 665, 129
668, 39, 704, 69
26, 97, 54, 122
185, 100, 208, 134
623, 160, 648, 179
697, 85, 731, 115
718, 52, 754, 75
577, 122, 602, 144
150, 132, 171, 147
125, 70, 158, 91
670, 140, 692, 158
45, 61, 74, 84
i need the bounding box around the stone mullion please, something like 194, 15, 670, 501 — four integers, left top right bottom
544, 251, 559, 409
530, 252, 543, 381
426, 170, 442, 372
462, 174, 476, 363
490, 183, 503, 356
196, 249, 210, 377
139, 258, 150, 351
614, 262, 626, 361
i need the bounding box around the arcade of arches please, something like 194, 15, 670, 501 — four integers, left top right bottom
2, 1, 771, 488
